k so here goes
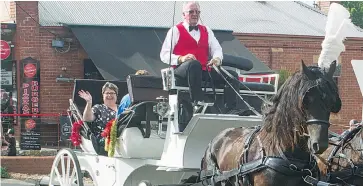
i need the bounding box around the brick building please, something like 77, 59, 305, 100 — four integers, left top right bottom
2, 1, 363, 146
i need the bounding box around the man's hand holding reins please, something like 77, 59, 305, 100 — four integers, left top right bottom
207, 57, 222, 67
178, 54, 196, 64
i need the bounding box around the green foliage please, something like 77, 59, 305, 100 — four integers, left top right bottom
1, 167, 10, 178
278, 69, 292, 89
340, 1, 363, 29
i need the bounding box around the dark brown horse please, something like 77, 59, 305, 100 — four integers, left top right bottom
316, 123, 363, 186
199, 61, 342, 186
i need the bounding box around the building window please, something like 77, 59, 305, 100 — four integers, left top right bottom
1, 60, 17, 132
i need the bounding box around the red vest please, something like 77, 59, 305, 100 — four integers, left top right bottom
173, 22, 210, 71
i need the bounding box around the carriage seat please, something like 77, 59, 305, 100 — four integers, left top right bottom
114, 75, 167, 159
175, 80, 275, 92
161, 53, 277, 95
127, 74, 168, 102
161, 69, 276, 94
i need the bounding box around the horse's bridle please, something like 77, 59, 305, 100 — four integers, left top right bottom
306, 119, 331, 127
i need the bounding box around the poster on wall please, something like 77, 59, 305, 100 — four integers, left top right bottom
20, 117, 41, 150
60, 116, 71, 142
20, 57, 41, 150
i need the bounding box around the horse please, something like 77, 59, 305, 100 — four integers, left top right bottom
199, 60, 342, 186
316, 122, 363, 186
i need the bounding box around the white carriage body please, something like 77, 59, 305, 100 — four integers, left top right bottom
50, 66, 279, 186
158, 111, 263, 170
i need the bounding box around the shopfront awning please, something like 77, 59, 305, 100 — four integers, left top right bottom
69, 25, 272, 80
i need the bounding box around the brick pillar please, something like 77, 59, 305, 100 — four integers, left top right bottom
15, 1, 40, 59
14, 1, 40, 143
9, 1, 16, 21
317, 1, 340, 14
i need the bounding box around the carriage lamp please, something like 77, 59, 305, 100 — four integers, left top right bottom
153, 96, 170, 139
153, 101, 170, 118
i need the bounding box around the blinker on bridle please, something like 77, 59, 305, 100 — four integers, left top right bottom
303, 80, 332, 128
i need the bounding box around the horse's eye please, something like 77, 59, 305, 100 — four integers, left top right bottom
321, 94, 326, 101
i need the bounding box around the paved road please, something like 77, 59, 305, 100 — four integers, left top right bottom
1, 177, 94, 186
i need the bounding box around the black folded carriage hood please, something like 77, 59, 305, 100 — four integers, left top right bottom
68, 24, 273, 80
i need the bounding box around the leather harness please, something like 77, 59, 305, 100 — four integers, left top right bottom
195, 126, 339, 186
322, 125, 363, 186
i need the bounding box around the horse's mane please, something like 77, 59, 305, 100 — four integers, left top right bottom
260, 66, 337, 152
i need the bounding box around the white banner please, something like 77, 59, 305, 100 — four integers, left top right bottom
1, 71, 12, 85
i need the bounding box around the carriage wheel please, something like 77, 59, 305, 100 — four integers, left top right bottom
49, 148, 84, 186
138, 180, 153, 186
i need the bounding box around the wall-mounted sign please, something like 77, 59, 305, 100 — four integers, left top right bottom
60, 116, 72, 141
20, 57, 41, 150
1, 61, 13, 87
1, 23, 16, 40
20, 57, 40, 115
0, 40, 11, 60
20, 118, 41, 150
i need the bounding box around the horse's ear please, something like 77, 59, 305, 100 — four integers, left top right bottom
327, 60, 337, 78
301, 60, 314, 79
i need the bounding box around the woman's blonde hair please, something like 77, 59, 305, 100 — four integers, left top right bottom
135, 70, 149, 75
102, 82, 118, 96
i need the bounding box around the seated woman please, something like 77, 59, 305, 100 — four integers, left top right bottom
117, 70, 149, 116
78, 82, 119, 155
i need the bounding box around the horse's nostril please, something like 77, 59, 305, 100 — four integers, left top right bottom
312, 142, 319, 153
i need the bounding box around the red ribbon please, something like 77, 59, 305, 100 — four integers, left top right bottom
102, 119, 115, 147
101, 119, 115, 137
69, 120, 84, 146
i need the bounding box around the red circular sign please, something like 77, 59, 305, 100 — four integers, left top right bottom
25, 119, 36, 131
24, 63, 37, 78
0, 40, 11, 60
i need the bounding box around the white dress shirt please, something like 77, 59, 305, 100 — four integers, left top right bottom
160, 21, 223, 66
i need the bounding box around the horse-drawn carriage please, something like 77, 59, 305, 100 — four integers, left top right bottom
49, 57, 363, 186
49, 54, 279, 186
48, 3, 363, 185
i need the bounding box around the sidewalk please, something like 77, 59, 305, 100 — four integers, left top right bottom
1, 178, 36, 186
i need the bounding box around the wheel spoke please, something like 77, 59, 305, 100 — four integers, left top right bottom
61, 154, 66, 184
55, 167, 62, 185
70, 167, 76, 185
66, 155, 71, 185
72, 160, 79, 186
